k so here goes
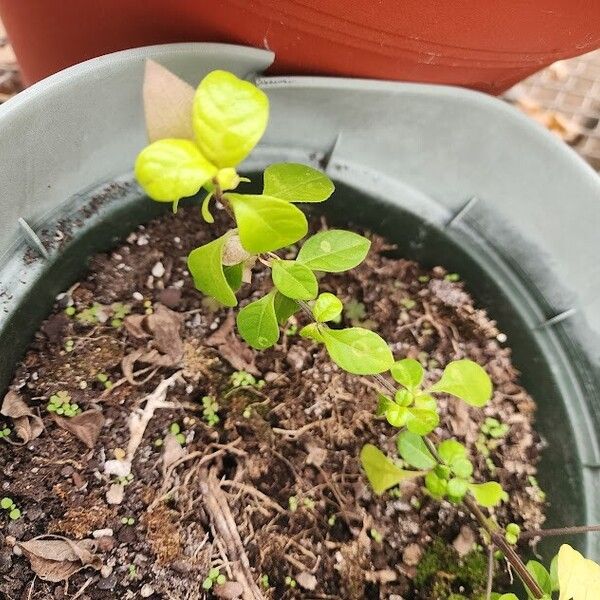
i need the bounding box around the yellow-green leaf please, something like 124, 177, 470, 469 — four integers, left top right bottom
135, 139, 217, 202
468, 481, 508, 508
271, 260, 318, 300
193, 70, 269, 168
226, 193, 308, 253
263, 163, 334, 203
312, 292, 343, 323
360, 444, 424, 495
236, 292, 280, 350
187, 233, 238, 307
558, 544, 600, 600
430, 359, 492, 407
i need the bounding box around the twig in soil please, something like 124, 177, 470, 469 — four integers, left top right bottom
485, 546, 494, 600
220, 480, 286, 515
271, 417, 333, 439
104, 371, 182, 477
200, 471, 265, 600
100, 366, 157, 397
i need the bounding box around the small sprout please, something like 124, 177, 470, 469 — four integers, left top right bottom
117, 473, 134, 486
0, 425, 11, 439
64, 306, 76, 316
47, 391, 81, 417
242, 407, 252, 418
111, 302, 131, 328
260, 574, 270, 589
203, 566, 226, 589
288, 495, 298, 513
1, 497, 20, 520
175, 433, 186, 445
481, 417, 509, 439
96, 372, 113, 389
64, 339, 74, 352
285, 323, 298, 336
327, 514, 337, 526
77, 303, 102, 325
418, 275, 430, 283
445, 272, 460, 282
285, 576, 297, 588
400, 297, 416, 310
128, 564, 137, 578
344, 299, 366, 323
302, 497, 315, 510
143, 299, 153, 315
505, 522, 521, 545
153, 438, 164, 447
121, 516, 135, 526
169, 422, 181, 435
201, 396, 220, 427
230, 370, 265, 389
370, 528, 383, 544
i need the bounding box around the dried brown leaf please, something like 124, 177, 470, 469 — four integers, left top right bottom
206, 312, 259, 376
1, 390, 43, 443
123, 314, 149, 339
18, 536, 101, 582
162, 433, 186, 472
53, 410, 104, 449
145, 304, 184, 361
143, 60, 195, 142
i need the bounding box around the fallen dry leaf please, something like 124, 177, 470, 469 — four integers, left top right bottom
53, 410, 104, 448
123, 313, 148, 339
145, 304, 184, 361
143, 59, 195, 142
1, 390, 43, 443
206, 312, 259, 376
18, 536, 102, 582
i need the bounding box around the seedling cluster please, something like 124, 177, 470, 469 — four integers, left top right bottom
1, 497, 21, 520
134, 67, 600, 599
202, 567, 226, 590
47, 391, 81, 417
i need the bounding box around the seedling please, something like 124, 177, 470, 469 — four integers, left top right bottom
0, 497, 21, 520
481, 417, 509, 439
121, 516, 135, 526
47, 390, 81, 417
344, 299, 366, 322
169, 422, 187, 444
201, 396, 220, 427
64, 339, 74, 352
76, 303, 102, 325
230, 370, 265, 389
259, 574, 270, 589
110, 302, 131, 328
0, 424, 11, 439
136, 67, 600, 600
505, 523, 521, 546
370, 528, 383, 544
202, 567, 226, 590
96, 372, 113, 390
117, 473, 134, 486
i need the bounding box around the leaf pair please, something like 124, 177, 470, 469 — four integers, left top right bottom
360, 444, 425, 495
136, 70, 268, 203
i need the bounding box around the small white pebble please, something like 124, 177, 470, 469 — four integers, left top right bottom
113, 253, 123, 261
31, 372, 38, 381
137, 235, 149, 246
174, 280, 184, 289
12, 546, 22, 556
140, 584, 155, 598
173, 236, 181, 244
151, 261, 165, 278
127, 232, 137, 243
100, 565, 113, 578
133, 291, 144, 301
55, 292, 66, 301
185, 385, 194, 394
146, 275, 154, 289
79, 380, 88, 389
497, 333, 507, 343
92, 528, 114, 539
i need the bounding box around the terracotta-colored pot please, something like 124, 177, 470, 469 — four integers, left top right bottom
1, 0, 600, 93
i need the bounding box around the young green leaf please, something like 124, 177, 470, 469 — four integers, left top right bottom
297, 230, 370, 272
319, 326, 394, 375
557, 544, 600, 600
263, 163, 334, 203
384, 404, 409, 428
549, 555, 559, 592
360, 444, 424, 495
396, 431, 436, 470
193, 70, 268, 168
299, 322, 326, 344
135, 139, 217, 202
425, 471, 448, 499
187, 234, 238, 307
272, 260, 318, 300
312, 292, 343, 323
526, 561, 553, 598
405, 407, 439, 435
438, 439, 467, 465
468, 481, 508, 507
430, 360, 492, 407
390, 358, 424, 390
236, 292, 280, 349
223, 263, 243, 292
273, 292, 299, 324
226, 193, 308, 253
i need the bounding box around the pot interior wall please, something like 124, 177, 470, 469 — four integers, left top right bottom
0, 176, 587, 562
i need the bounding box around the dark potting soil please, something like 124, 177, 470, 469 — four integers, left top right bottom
0, 205, 546, 600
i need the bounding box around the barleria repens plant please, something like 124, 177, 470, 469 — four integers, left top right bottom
135, 65, 600, 599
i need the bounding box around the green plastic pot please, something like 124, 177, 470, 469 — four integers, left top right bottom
0, 43, 599, 563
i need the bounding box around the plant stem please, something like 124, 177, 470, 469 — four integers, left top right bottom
520, 523, 600, 541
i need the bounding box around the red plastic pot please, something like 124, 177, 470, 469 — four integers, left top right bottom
2, 0, 600, 93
